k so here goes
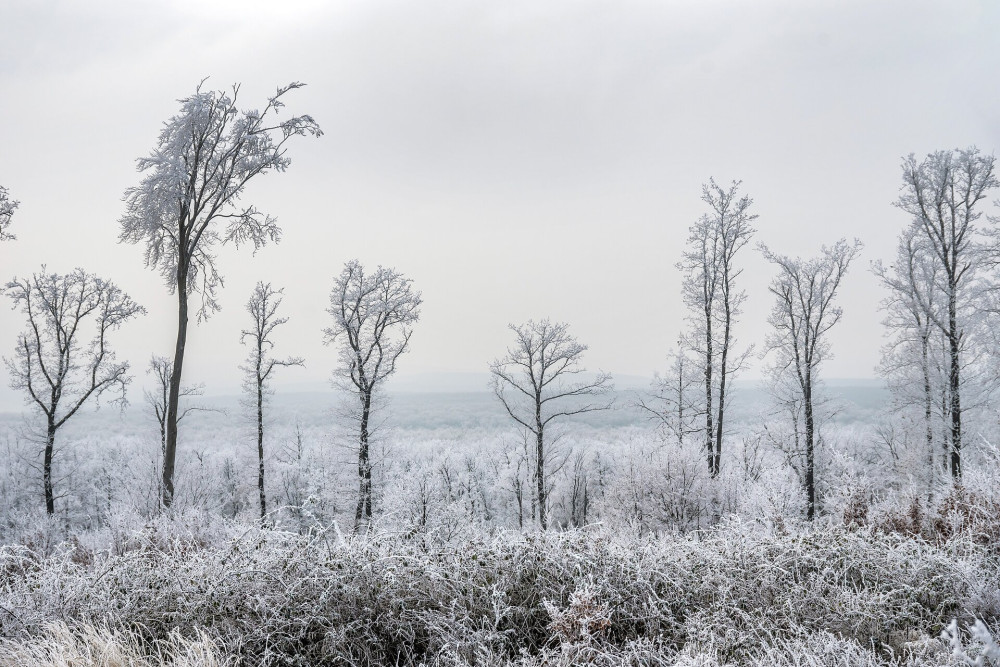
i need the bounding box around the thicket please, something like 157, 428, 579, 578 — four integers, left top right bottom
0, 502, 998, 666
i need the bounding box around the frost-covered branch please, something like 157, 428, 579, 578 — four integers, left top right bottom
324, 260, 421, 531
490, 319, 612, 529
3, 268, 144, 514
241, 282, 303, 522
0, 185, 18, 241
118, 79, 320, 509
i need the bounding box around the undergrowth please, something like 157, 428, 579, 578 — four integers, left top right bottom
0, 510, 997, 666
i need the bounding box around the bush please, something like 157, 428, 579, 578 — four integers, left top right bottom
0, 512, 996, 665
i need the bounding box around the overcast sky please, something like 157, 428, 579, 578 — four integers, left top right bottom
1, 0, 999, 410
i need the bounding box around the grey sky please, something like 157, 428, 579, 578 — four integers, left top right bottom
1, 0, 999, 410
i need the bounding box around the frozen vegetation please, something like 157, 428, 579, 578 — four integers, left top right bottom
0, 389, 998, 666
2, 81, 999, 665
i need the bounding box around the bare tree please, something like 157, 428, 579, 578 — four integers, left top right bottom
0, 185, 18, 241
637, 342, 700, 445
896, 147, 999, 481
119, 80, 321, 507
324, 260, 421, 532
678, 179, 756, 477
489, 319, 612, 530
3, 268, 144, 514
241, 282, 304, 523
872, 225, 947, 497
761, 239, 862, 520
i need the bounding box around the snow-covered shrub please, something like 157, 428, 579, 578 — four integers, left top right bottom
0, 513, 995, 665
544, 586, 612, 647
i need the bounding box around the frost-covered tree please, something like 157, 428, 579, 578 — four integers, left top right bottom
638, 342, 700, 446
324, 260, 421, 531
678, 179, 756, 477
0, 185, 18, 241
761, 239, 862, 520
490, 319, 612, 530
119, 81, 321, 507
241, 282, 303, 523
3, 269, 144, 514
873, 225, 952, 495
896, 148, 999, 481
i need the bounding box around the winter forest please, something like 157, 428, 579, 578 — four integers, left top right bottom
2, 2, 1000, 666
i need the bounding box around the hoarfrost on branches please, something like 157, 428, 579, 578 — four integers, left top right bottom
118, 81, 322, 318
240, 281, 303, 522
118, 79, 320, 508
944, 619, 1000, 666
324, 260, 422, 531
761, 239, 862, 520
0, 185, 18, 241
490, 319, 612, 530
895, 147, 999, 480
3, 268, 144, 514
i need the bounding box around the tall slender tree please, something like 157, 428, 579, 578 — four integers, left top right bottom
119, 81, 321, 507
241, 282, 303, 523
761, 239, 862, 520
4, 269, 144, 514
678, 179, 756, 477
324, 261, 421, 532
896, 147, 998, 480
873, 225, 947, 495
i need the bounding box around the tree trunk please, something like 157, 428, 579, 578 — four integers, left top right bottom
803, 372, 816, 521
536, 399, 546, 530
715, 302, 731, 477
163, 266, 189, 509
704, 315, 715, 476
354, 390, 373, 532
676, 360, 685, 446
44, 418, 56, 515
921, 332, 934, 500
947, 297, 962, 480
515, 481, 523, 529
535, 428, 546, 530
940, 385, 949, 471
257, 376, 266, 522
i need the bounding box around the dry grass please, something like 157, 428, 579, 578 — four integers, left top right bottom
0, 509, 997, 665
0, 623, 229, 667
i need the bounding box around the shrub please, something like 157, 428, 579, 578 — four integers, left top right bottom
0, 514, 996, 665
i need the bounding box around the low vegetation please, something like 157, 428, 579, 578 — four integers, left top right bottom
0, 495, 997, 666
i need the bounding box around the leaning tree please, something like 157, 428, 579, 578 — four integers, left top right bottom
490, 319, 612, 530
324, 260, 422, 532
761, 239, 862, 520
0, 185, 18, 241
119, 81, 321, 507
4, 268, 144, 514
